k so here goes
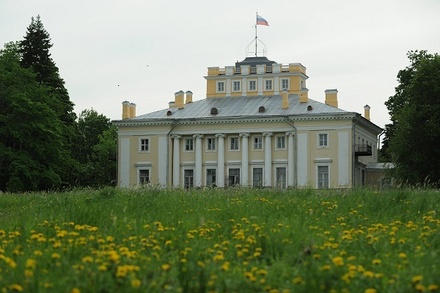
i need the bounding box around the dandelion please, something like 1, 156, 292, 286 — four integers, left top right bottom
161, 263, 171, 271
293, 277, 304, 285
221, 261, 230, 271
412, 276, 424, 284
131, 279, 141, 288
372, 259, 381, 265
365, 289, 377, 293
9, 284, 23, 292
71, 288, 81, 293
399, 252, 407, 259
332, 256, 344, 267
415, 284, 426, 292
428, 284, 439, 291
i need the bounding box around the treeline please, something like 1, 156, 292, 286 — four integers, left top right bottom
0, 16, 116, 192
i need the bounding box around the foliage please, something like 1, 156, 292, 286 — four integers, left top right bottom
384, 50, 440, 186
0, 188, 439, 292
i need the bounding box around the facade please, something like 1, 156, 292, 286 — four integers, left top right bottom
113, 56, 383, 189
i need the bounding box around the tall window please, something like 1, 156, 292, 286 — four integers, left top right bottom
139, 169, 150, 185
206, 137, 216, 151
253, 168, 263, 187
184, 169, 194, 189
318, 133, 328, 147
253, 136, 263, 150
217, 81, 225, 92
185, 138, 194, 151
281, 79, 289, 90
229, 168, 240, 186
230, 137, 239, 150
317, 166, 329, 188
276, 136, 286, 149
249, 80, 256, 91
206, 169, 216, 187
276, 167, 286, 188
139, 138, 149, 152
233, 81, 241, 92
265, 79, 272, 90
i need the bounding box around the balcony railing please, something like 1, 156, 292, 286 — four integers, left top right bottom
355, 144, 372, 156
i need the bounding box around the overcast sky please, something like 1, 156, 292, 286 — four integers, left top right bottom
1, 1, 439, 129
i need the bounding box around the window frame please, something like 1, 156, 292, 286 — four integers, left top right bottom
216, 81, 225, 93
248, 80, 257, 91
206, 137, 216, 152
184, 169, 194, 189
137, 168, 151, 185
253, 136, 263, 150
229, 137, 240, 151
232, 80, 241, 92
281, 78, 289, 90
275, 135, 286, 150
318, 133, 329, 148
138, 137, 150, 153
206, 168, 217, 187
264, 79, 273, 90
228, 168, 240, 186
184, 138, 194, 152
316, 165, 330, 189
252, 167, 263, 187
276, 167, 287, 189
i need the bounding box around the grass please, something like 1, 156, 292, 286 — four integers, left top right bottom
0, 187, 439, 292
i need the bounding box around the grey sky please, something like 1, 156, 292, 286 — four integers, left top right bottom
1, 0, 439, 130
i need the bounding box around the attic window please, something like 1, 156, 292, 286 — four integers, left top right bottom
307, 105, 313, 111
166, 110, 172, 116
211, 107, 218, 115
258, 106, 266, 113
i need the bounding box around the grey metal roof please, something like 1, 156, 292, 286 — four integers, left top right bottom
366, 162, 395, 170
129, 95, 349, 121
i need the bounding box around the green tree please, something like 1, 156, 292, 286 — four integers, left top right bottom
0, 43, 64, 192
384, 50, 440, 186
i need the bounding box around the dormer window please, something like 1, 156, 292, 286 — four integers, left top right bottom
307, 105, 313, 111
166, 110, 172, 116
258, 106, 266, 113
211, 107, 218, 115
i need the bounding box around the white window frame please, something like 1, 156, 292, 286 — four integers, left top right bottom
138, 137, 150, 153
228, 168, 241, 186
318, 133, 329, 148
275, 135, 286, 150
248, 80, 257, 91
264, 79, 273, 90
137, 167, 151, 185
275, 166, 287, 189
183, 168, 194, 189
316, 164, 330, 189
232, 80, 241, 92
217, 81, 225, 93
206, 168, 217, 187
252, 167, 264, 187
184, 138, 194, 152
253, 136, 263, 150
230, 137, 240, 151
206, 137, 216, 152
281, 79, 289, 90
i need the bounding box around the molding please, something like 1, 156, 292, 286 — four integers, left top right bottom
135, 161, 152, 167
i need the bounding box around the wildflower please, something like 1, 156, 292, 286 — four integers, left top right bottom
161, 264, 171, 271
428, 284, 439, 291
399, 253, 407, 259
332, 256, 344, 267
71, 288, 81, 293
131, 279, 141, 288
9, 284, 23, 292
221, 261, 230, 271
415, 284, 426, 292
412, 276, 424, 284
365, 289, 377, 293
293, 277, 304, 285
81, 256, 93, 263
372, 259, 381, 265
26, 259, 37, 269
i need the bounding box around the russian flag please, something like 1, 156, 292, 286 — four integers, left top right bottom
256, 15, 269, 26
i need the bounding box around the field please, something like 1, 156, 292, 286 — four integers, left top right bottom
0, 187, 439, 293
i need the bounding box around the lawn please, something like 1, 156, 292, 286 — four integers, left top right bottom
0, 187, 438, 292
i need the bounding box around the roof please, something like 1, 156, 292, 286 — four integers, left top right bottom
127, 94, 349, 121
235, 56, 277, 68
366, 162, 395, 170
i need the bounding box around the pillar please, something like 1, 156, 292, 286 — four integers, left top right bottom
263, 132, 273, 187
240, 133, 250, 186
172, 135, 181, 187
216, 134, 225, 187
194, 134, 203, 187
286, 131, 295, 187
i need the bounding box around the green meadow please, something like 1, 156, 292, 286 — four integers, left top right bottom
0, 188, 439, 293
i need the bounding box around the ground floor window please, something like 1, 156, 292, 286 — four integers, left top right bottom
184, 169, 194, 189
228, 168, 240, 186
206, 169, 216, 187
317, 166, 329, 188
139, 169, 150, 185
276, 167, 286, 188
253, 167, 263, 187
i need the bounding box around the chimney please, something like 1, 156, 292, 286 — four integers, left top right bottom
122, 101, 130, 119
299, 89, 308, 103
175, 90, 184, 109
129, 103, 136, 118
185, 90, 193, 104
325, 89, 338, 108
364, 104, 371, 120
169, 101, 176, 108
282, 89, 289, 109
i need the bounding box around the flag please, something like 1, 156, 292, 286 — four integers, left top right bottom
256, 15, 269, 26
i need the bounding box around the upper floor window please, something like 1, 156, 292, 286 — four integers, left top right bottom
139, 138, 149, 152
253, 136, 263, 150
281, 79, 289, 90
249, 80, 257, 91
206, 137, 216, 151
318, 133, 328, 148
265, 79, 273, 90
230, 137, 239, 150
233, 81, 241, 92
217, 81, 225, 93
185, 138, 194, 151
276, 136, 286, 150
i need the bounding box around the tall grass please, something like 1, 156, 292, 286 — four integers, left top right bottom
0, 187, 439, 292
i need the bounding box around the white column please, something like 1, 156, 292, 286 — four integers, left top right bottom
286, 131, 295, 187
172, 135, 181, 187
216, 134, 225, 187
194, 134, 203, 187
263, 132, 273, 187
240, 133, 250, 186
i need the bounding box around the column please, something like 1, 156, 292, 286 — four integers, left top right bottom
194, 134, 203, 187
286, 131, 295, 187
216, 134, 225, 187
171, 135, 181, 187
240, 133, 250, 186
263, 132, 273, 187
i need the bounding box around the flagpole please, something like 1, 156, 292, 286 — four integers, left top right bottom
255, 12, 258, 57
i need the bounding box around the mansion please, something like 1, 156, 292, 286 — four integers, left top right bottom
113, 56, 383, 189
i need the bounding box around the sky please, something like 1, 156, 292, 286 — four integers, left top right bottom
1, 1, 439, 130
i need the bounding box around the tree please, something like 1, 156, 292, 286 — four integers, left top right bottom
0, 43, 65, 192
384, 50, 440, 186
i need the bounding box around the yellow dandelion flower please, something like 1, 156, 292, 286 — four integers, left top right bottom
71, 288, 81, 293
293, 277, 304, 285
332, 256, 344, 267
131, 279, 141, 288
399, 253, 407, 259
221, 261, 230, 271
412, 276, 424, 284
428, 284, 439, 291
24, 269, 33, 277
365, 289, 377, 293
372, 259, 381, 265
98, 264, 107, 271
363, 271, 374, 278
9, 284, 23, 292
415, 284, 426, 292
161, 264, 171, 271
25, 258, 36, 269
51, 253, 61, 259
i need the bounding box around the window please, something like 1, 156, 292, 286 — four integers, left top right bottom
281, 79, 289, 90
318, 133, 328, 147
249, 80, 256, 91
206, 169, 216, 187
276, 136, 286, 150
276, 167, 286, 188
230, 137, 239, 150
317, 166, 329, 188
253, 136, 263, 150
253, 168, 263, 187
139, 169, 150, 185
217, 81, 225, 92
233, 81, 241, 92
185, 138, 194, 151
206, 137, 216, 151
228, 168, 240, 186
184, 169, 194, 189
139, 138, 149, 152
265, 79, 272, 90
